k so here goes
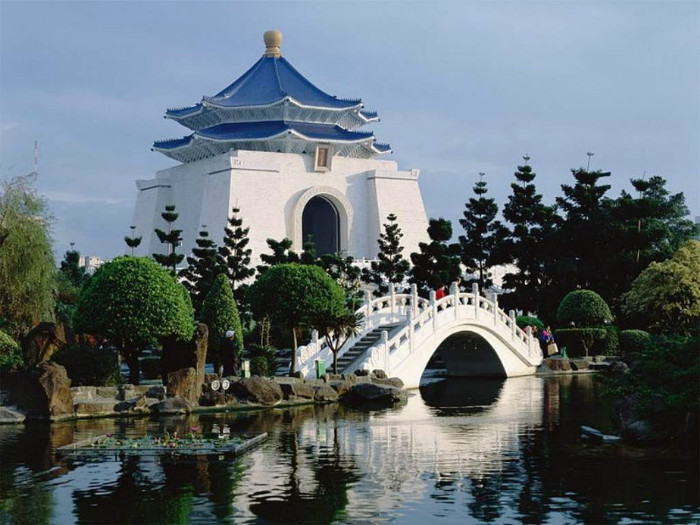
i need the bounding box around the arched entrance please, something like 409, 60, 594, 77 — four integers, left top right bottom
302, 196, 340, 255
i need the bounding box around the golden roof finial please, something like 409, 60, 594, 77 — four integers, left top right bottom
263, 30, 282, 57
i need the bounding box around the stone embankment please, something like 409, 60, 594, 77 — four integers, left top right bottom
537, 355, 628, 375
0, 368, 407, 423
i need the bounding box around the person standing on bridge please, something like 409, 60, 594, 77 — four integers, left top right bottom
436, 285, 447, 300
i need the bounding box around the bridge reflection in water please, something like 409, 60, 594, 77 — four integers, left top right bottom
237, 376, 544, 520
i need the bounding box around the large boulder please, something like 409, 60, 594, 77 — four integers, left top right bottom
313, 384, 339, 403
231, 377, 283, 405
165, 368, 199, 405
151, 396, 192, 415
21, 322, 70, 367
280, 381, 316, 401
372, 377, 404, 389
612, 394, 679, 445
7, 362, 73, 419
161, 322, 208, 402
340, 382, 407, 408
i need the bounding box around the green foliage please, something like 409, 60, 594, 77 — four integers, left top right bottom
318, 252, 363, 309
249, 263, 346, 373
516, 316, 544, 332
0, 330, 23, 372
249, 344, 278, 377
124, 225, 142, 254
410, 218, 461, 296
459, 175, 508, 289
179, 229, 220, 314
217, 207, 255, 301
601, 325, 620, 356
256, 238, 301, 275
556, 289, 613, 327
74, 256, 194, 383
51, 345, 121, 386
153, 204, 184, 274
200, 274, 244, 362
0, 174, 56, 337
59, 249, 87, 287
621, 240, 700, 335
619, 329, 652, 356
608, 335, 699, 419
499, 159, 557, 315
362, 213, 410, 297
554, 328, 609, 358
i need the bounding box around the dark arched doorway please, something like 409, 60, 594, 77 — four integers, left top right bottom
302, 196, 340, 256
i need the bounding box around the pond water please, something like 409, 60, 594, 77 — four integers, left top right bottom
0, 374, 697, 524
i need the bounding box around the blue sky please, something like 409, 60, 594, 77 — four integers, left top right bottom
1, 1, 698, 260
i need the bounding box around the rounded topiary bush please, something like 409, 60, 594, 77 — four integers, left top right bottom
516, 316, 545, 333
619, 329, 652, 355
557, 290, 613, 327
554, 328, 609, 358
51, 345, 121, 386
0, 330, 23, 372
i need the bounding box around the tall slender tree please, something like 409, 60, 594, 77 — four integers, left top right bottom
217, 207, 255, 299
362, 213, 410, 297
459, 174, 508, 290
60, 244, 87, 287
179, 228, 220, 314
153, 204, 184, 274
499, 158, 557, 314
124, 225, 142, 255
410, 218, 461, 297
319, 252, 363, 309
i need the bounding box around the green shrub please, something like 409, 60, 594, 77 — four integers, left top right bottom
619, 329, 652, 356
200, 274, 244, 363
0, 330, 23, 372
554, 328, 609, 358
557, 290, 613, 327
601, 325, 620, 356
140, 357, 161, 380
250, 356, 269, 377
516, 316, 544, 332
249, 344, 278, 377
51, 345, 121, 386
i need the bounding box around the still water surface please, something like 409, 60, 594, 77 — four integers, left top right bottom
0, 374, 697, 524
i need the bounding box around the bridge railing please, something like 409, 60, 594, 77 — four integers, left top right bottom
296, 282, 542, 378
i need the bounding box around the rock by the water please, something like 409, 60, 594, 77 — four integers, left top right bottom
161, 322, 208, 400
545, 358, 571, 372
0, 406, 26, 424
327, 381, 352, 395
231, 377, 283, 405
165, 367, 199, 405
6, 362, 73, 419
313, 384, 339, 403
340, 382, 407, 408
280, 382, 315, 400
608, 361, 630, 375
151, 396, 192, 415
612, 394, 672, 444
372, 377, 404, 389
21, 322, 70, 367
371, 369, 388, 379
354, 369, 370, 377
570, 359, 589, 371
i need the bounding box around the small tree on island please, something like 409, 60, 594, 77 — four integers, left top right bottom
179, 227, 220, 315
199, 274, 244, 375
312, 309, 363, 374
153, 204, 184, 274
74, 256, 194, 384
410, 218, 461, 297
362, 213, 410, 297
249, 263, 347, 375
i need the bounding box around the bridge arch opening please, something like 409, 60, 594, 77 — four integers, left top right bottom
422, 331, 507, 382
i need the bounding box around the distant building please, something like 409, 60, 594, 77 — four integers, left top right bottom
132, 30, 429, 267
79, 255, 104, 275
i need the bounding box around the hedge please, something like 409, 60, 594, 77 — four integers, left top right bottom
516, 316, 545, 333
555, 328, 609, 358
619, 329, 652, 355
557, 290, 613, 327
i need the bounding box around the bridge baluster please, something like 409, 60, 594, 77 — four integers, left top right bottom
429, 290, 437, 331
381, 330, 389, 371
472, 283, 479, 318
489, 293, 498, 325
364, 290, 372, 330
389, 283, 396, 314
411, 283, 418, 317
408, 308, 415, 353
509, 310, 516, 341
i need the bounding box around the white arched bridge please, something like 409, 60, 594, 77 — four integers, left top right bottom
297, 283, 544, 388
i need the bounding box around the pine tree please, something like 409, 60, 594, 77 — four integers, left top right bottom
553, 168, 613, 296
409, 218, 461, 297
256, 238, 301, 275
153, 204, 184, 274
217, 207, 255, 299
59, 244, 87, 287
362, 213, 410, 297
179, 228, 220, 314
319, 252, 363, 308
458, 174, 508, 290
499, 159, 557, 314
124, 225, 142, 256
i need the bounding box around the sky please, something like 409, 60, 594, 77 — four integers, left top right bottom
1, 1, 698, 260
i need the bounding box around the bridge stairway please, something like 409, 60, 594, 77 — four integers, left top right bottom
337, 323, 403, 374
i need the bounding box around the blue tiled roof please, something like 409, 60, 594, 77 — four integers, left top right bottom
199, 56, 361, 109
166, 104, 203, 118
153, 121, 378, 150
